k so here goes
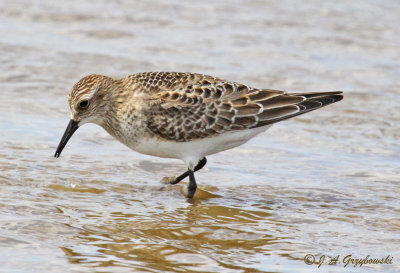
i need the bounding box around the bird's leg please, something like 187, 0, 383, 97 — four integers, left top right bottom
187, 169, 197, 198
169, 157, 207, 185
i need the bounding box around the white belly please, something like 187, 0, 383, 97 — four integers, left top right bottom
128, 126, 271, 168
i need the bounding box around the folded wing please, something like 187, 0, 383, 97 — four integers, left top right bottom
145, 74, 343, 141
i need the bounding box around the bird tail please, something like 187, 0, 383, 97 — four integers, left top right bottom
256, 91, 343, 127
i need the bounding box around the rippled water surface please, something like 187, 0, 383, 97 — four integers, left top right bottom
1, 0, 399, 272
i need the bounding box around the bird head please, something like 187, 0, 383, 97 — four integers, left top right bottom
54, 74, 116, 158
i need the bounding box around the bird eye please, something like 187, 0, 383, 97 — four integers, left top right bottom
78, 100, 89, 109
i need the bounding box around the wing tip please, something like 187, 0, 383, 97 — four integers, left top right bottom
254, 91, 343, 127
292, 91, 344, 98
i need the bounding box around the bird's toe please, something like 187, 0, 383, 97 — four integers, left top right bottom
160, 176, 177, 184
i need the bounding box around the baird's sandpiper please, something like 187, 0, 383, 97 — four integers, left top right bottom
55, 72, 343, 198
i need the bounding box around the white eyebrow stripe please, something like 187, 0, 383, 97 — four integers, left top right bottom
75, 83, 100, 101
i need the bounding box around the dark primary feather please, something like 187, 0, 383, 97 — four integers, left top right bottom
137, 72, 343, 142
256, 91, 343, 127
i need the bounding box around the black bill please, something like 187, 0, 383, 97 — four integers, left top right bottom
54, 119, 79, 158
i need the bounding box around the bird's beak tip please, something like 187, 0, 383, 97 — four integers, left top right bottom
54, 119, 79, 158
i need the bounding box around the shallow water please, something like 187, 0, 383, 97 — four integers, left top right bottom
1, 0, 399, 272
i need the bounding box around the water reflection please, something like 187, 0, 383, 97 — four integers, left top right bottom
60, 195, 278, 273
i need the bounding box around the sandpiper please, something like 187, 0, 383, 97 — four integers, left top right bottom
55, 72, 343, 198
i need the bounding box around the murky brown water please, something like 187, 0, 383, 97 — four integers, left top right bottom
1, 0, 399, 272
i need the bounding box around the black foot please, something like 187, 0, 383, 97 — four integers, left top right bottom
170, 157, 207, 185
187, 169, 197, 198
